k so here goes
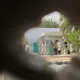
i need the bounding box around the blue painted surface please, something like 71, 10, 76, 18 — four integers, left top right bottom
33, 42, 38, 53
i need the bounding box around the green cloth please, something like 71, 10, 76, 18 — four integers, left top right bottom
53, 48, 57, 51
48, 46, 53, 55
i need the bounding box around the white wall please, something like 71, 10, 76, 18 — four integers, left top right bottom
24, 28, 60, 44
44, 36, 62, 42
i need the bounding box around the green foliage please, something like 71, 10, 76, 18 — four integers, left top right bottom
68, 30, 80, 46
60, 15, 73, 34
60, 15, 80, 52
39, 19, 59, 28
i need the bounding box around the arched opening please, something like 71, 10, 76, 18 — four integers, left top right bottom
23, 11, 76, 65
2, 1, 80, 80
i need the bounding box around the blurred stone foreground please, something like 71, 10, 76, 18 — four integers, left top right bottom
0, 64, 67, 80
0, 72, 23, 80
0, 54, 70, 80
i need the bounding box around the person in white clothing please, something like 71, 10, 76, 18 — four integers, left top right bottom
57, 41, 62, 54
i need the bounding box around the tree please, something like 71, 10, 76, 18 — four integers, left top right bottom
68, 30, 80, 52
60, 15, 73, 34
60, 14, 80, 53
59, 14, 74, 43
39, 19, 60, 28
